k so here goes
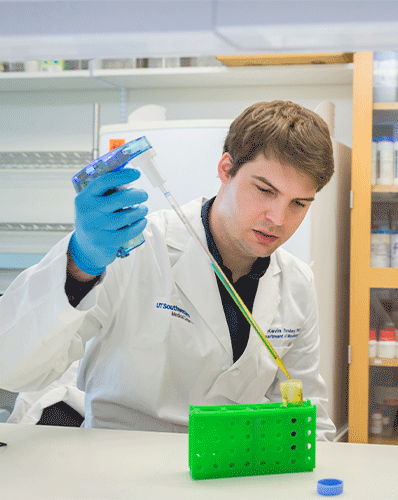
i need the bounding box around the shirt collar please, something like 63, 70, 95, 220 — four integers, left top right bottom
201, 197, 270, 281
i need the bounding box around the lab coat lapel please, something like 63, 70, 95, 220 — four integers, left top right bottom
204, 253, 282, 405
169, 200, 232, 357
250, 253, 281, 341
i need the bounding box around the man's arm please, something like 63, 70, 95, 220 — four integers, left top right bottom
65, 250, 101, 307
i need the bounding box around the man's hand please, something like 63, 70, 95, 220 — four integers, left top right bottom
68, 168, 148, 276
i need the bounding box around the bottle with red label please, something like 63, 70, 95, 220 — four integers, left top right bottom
378, 324, 397, 358
369, 329, 377, 358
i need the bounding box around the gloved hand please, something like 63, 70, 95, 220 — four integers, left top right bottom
68, 168, 148, 276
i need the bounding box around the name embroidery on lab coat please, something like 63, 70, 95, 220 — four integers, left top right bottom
156, 302, 193, 324
266, 328, 301, 339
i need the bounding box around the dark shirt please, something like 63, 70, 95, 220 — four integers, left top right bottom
201, 197, 270, 362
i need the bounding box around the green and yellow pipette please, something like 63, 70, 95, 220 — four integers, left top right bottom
121, 136, 292, 380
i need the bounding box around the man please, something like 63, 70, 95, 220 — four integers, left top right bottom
0, 101, 336, 440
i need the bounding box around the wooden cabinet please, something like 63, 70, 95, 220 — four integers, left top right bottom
349, 52, 398, 444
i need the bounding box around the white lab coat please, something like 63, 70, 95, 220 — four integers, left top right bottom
0, 197, 335, 440
6, 361, 84, 425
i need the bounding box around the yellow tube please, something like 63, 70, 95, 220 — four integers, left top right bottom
280, 379, 303, 406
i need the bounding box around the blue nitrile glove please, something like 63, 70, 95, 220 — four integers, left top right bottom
68, 168, 149, 275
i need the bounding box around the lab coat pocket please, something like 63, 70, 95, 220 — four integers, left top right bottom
272, 340, 294, 359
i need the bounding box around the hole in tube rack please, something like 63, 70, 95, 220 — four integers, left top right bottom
291, 445, 296, 450
229, 463, 234, 468
292, 418, 297, 423
291, 459, 296, 464
306, 443, 311, 449
275, 461, 281, 466
308, 430, 312, 436
291, 431, 297, 437
308, 417, 312, 422
245, 461, 251, 467
213, 463, 219, 469
260, 461, 266, 466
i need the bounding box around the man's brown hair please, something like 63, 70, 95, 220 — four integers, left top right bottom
223, 101, 334, 192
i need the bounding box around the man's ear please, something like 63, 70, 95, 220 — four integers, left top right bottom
217, 153, 234, 185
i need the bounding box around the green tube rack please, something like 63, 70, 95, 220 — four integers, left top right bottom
188, 401, 316, 480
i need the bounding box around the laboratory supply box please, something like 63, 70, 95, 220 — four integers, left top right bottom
188, 401, 316, 480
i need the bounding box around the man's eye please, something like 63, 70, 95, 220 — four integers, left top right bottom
257, 186, 273, 195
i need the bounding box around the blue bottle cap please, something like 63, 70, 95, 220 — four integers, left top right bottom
317, 478, 343, 496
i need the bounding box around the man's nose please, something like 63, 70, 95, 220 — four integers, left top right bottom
266, 201, 288, 227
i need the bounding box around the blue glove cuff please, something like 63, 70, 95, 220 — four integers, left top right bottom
68, 233, 106, 276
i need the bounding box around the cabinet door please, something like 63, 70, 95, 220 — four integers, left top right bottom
349, 51, 398, 445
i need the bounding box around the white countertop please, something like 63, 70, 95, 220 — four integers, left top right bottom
0, 423, 396, 499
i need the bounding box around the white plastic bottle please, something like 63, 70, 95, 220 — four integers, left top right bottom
373, 52, 398, 102
377, 325, 396, 358
371, 225, 391, 268
377, 136, 394, 185
391, 222, 398, 268
394, 136, 398, 185
370, 412, 383, 435
369, 329, 377, 358
396, 332, 398, 358
372, 137, 378, 185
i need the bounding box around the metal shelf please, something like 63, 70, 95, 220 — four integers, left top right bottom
0, 222, 74, 232
0, 64, 354, 92
0, 151, 92, 169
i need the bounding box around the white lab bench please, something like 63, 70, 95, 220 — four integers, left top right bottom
0, 423, 395, 499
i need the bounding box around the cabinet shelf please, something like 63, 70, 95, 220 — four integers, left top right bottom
372, 185, 398, 193
368, 435, 398, 445
369, 268, 398, 288
373, 103, 398, 110
370, 358, 398, 367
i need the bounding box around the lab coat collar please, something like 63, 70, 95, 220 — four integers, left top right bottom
164, 197, 207, 253
168, 197, 282, 363
204, 253, 282, 405
168, 197, 233, 358
233, 252, 281, 365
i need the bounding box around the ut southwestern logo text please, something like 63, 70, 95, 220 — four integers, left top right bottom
156, 302, 193, 324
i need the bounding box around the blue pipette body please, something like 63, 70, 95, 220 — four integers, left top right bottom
71, 136, 160, 257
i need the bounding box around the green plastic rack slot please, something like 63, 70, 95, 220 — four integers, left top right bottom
188, 401, 316, 480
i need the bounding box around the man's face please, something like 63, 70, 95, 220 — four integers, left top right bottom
215, 152, 317, 261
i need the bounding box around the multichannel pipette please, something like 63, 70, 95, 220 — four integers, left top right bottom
72, 136, 292, 380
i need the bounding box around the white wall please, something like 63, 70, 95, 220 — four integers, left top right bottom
0, 85, 352, 151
